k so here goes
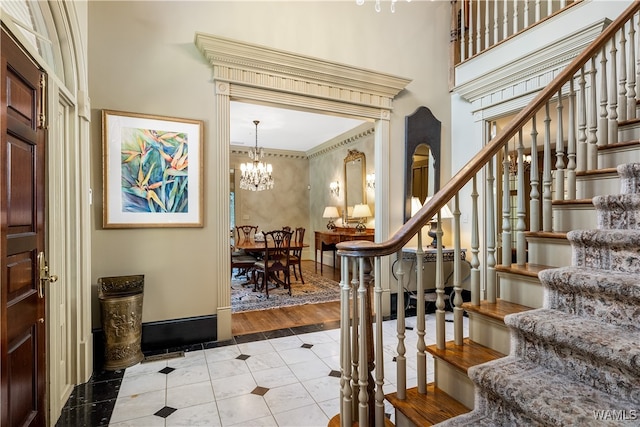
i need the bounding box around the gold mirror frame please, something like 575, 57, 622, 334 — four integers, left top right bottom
344, 149, 366, 223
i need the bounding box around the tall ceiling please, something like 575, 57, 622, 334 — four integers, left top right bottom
230, 101, 368, 152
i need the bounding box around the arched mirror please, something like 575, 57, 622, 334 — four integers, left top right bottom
404, 106, 441, 222
344, 149, 366, 223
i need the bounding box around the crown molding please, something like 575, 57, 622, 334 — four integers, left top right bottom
306, 123, 375, 159
229, 146, 307, 160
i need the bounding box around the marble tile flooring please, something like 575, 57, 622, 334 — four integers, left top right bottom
58, 313, 467, 427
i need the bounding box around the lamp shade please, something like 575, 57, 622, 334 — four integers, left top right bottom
424, 196, 453, 220
323, 206, 339, 218
352, 203, 372, 218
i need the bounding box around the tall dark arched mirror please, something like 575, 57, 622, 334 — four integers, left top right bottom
404, 106, 441, 222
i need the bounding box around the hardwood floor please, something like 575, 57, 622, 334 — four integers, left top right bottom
231, 260, 342, 336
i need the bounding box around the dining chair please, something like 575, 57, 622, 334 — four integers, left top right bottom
282, 226, 292, 233
231, 225, 259, 281
235, 225, 258, 244
253, 229, 293, 298
289, 227, 305, 284
230, 246, 258, 284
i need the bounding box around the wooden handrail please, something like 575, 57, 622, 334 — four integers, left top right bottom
337, 0, 640, 258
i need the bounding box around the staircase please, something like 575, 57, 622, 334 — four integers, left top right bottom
333, 2, 640, 426
437, 162, 640, 426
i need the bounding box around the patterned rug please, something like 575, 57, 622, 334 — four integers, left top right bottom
231, 265, 340, 313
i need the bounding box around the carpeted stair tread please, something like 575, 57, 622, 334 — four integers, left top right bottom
568, 229, 640, 273
505, 308, 640, 374
542, 267, 640, 329
540, 267, 640, 300
469, 356, 639, 426
594, 193, 640, 230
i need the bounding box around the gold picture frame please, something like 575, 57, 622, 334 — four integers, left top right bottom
102, 110, 204, 228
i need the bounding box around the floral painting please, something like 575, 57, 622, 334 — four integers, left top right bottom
103, 110, 203, 228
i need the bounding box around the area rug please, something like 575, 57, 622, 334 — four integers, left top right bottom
231, 265, 340, 313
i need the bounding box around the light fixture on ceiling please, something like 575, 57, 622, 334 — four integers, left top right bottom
239, 120, 274, 191
356, 0, 411, 13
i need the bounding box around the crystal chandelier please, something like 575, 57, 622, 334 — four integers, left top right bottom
356, 0, 411, 13
239, 120, 274, 191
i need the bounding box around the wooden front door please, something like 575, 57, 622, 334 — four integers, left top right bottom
1, 29, 48, 427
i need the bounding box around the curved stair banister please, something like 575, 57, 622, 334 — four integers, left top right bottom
338, 1, 640, 260
332, 2, 640, 426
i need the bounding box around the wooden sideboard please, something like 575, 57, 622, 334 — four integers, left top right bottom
315, 227, 374, 273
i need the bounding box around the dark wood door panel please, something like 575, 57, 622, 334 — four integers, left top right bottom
8, 137, 35, 229
2, 28, 46, 427
8, 330, 38, 426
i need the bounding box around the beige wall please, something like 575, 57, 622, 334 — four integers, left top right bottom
88, 1, 451, 327
230, 150, 310, 247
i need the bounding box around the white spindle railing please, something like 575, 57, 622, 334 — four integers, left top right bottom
454, 0, 578, 63
336, 5, 640, 425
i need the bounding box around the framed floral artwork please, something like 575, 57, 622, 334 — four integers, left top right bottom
102, 110, 204, 228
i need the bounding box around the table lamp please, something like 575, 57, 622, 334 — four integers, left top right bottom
352, 203, 372, 232
323, 206, 339, 231
423, 196, 453, 247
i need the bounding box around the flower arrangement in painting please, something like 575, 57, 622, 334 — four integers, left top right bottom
120, 127, 190, 213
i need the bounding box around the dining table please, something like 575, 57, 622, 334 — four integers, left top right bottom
233, 238, 309, 292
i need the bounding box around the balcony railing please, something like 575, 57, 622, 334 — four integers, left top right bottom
335, 1, 640, 425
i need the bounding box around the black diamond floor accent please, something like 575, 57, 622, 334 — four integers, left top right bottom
252, 386, 269, 396
154, 406, 177, 418
301, 343, 313, 349
329, 370, 341, 378
236, 354, 250, 360
159, 367, 175, 375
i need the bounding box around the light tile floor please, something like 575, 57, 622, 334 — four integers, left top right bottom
108, 313, 468, 426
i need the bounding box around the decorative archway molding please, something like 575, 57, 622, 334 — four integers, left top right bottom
194, 33, 411, 340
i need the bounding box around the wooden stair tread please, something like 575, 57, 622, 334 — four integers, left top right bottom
551, 198, 594, 206
386, 383, 470, 426
426, 338, 505, 373
462, 298, 533, 321
576, 167, 618, 177
328, 414, 394, 427
598, 139, 640, 150
524, 231, 568, 239
496, 262, 554, 278
616, 117, 640, 127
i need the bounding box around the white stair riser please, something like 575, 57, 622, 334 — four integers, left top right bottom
598, 145, 640, 169
552, 205, 596, 232
526, 237, 571, 267
433, 358, 475, 410
576, 173, 619, 198
617, 122, 640, 142
497, 274, 544, 308
468, 313, 511, 355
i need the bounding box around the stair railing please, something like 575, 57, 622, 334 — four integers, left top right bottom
452, 0, 581, 64
333, 2, 640, 426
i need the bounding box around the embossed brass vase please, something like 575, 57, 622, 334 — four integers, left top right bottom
98, 275, 144, 370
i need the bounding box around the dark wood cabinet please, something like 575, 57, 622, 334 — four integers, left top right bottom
314, 227, 374, 273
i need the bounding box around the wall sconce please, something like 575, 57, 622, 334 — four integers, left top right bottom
366, 173, 375, 190
329, 181, 340, 197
